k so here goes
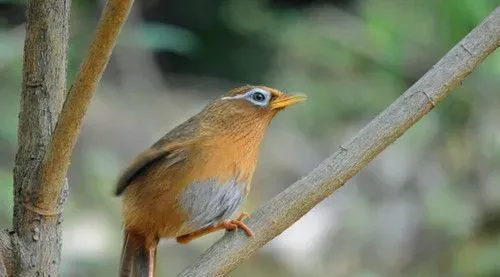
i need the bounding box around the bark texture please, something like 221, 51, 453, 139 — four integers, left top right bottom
0, 0, 134, 276
179, 7, 500, 277
11, 0, 70, 276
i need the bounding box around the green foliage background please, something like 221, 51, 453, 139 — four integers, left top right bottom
0, 0, 499, 276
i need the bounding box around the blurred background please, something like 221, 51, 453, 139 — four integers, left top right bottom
1, 0, 500, 276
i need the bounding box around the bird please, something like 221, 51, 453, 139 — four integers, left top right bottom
115, 85, 306, 277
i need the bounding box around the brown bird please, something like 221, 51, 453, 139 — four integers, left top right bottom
115, 85, 306, 277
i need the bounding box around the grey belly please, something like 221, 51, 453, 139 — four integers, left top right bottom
180, 178, 245, 229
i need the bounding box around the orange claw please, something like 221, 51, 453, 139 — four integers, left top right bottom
221, 218, 254, 237
234, 212, 253, 237
175, 212, 254, 244
237, 212, 251, 221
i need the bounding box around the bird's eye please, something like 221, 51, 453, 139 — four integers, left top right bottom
251, 92, 266, 102
242, 89, 270, 106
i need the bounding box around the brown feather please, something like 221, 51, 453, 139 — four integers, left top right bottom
115, 115, 200, 196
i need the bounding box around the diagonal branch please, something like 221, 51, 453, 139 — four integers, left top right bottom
179, 7, 500, 277
36, 0, 134, 213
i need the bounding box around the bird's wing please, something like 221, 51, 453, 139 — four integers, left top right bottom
115, 115, 200, 196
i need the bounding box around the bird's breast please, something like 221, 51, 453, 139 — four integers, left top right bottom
176, 140, 259, 233
179, 178, 246, 232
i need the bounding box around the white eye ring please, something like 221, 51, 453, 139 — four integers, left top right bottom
244, 89, 270, 107
221, 88, 271, 107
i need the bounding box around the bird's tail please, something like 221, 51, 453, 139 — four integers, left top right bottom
119, 230, 156, 277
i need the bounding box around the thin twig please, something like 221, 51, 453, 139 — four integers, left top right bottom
37, 0, 135, 212
179, 7, 500, 277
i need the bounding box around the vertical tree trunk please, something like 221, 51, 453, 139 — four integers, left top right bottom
0, 0, 131, 275
12, 0, 70, 276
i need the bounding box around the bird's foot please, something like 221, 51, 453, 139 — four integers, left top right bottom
237, 212, 250, 221
221, 212, 254, 237
175, 212, 253, 244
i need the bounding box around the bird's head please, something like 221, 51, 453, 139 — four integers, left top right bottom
199, 85, 306, 139
205, 85, 305, 119
222, 85, 306, 111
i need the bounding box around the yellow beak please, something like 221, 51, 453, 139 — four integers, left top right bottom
270, 94, 307, 109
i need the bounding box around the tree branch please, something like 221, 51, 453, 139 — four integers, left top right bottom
12, 0, 70, 275
0, 230, 15, 277
11, 0, 133, 276
179, 7, 500, 277
38, 0, 134, 213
